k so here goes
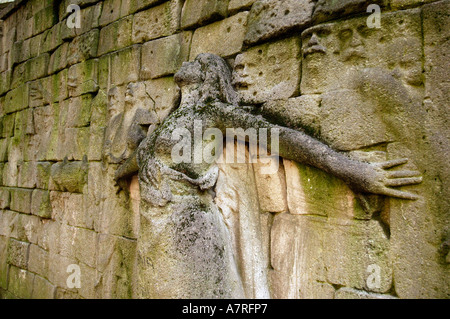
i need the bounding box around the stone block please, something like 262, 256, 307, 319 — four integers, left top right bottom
99, 0, 129, 27
25, 53, 50, 82
98, 16, 133, 56
141, 32, 191, 79
132, 0, 182, 43
190, 12, 249, 59
0, 235, 8, 289
130, 0, 165, 14
284, 159, 368, 219
32, 275, 55, 299
391, 0, 435, 9
0, 188, 11, 210
31, 189, 52, 218
75, 2, 102, 36
48, 42, 69, 74
33, 5, 58, 36
50, 160, 88, 193
229, 0, 256, 14
66, 29, 99, 66
32, 103, 60, 162
270, 214, 328, 298
68, 59, 99, 97
74, 227, 97, 268
244, 0, 314, 46
10, 188, 33, 214
28, 244, 49, 278
252, 156, 288, 213
38, 219, 60, 253
233, 36, 300, 104
7, 238, 30, 269
60, 95, 93, 129
14, 214, 41, 245
1, 114, 16, 137
110, 45, 141, 86
4, 84, 28, 114
47, 253, 78, 290
143, 77, 181, 122
181, 0, 228, 29
41, 22, 62, 54
8, 266, 34, 299
17, 161, 37, 189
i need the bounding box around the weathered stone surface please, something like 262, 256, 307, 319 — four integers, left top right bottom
252, 156, 288, 213
99, 0, 129, 27
5, 84, 28, 114
10, 188, 33, 214
98, 16, 133, 56
7, 238, 30, 269
141, 32, 192, 80
215, 142, 270, 298
261, 95, 321, 135
312, 0, 387, 24
132, 0, 182, 43
31, 189, 52, 218
0, 188, 11, 209
233, 36, 300, 104
335, 287, 396, 299
244, 0, 314, 46
391, 0, 436, 9
48, 42, 69, 74
229, 0, 256, 14
110, 45, 141, 86
32, 275, 55, 299
181, 0, 228, 29
50, 160, 88, 193
66, 29, 99, 66
68, 59, 99, 97
8, 266, 34, 298
301, 10, 422, 94
129, 0, 165, 14
33, 5, 58, 36
28, 244, 49, 278
144, 77, 181, 122
190, 12, 249, 59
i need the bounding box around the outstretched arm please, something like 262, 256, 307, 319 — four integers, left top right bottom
214, 102, 422, 199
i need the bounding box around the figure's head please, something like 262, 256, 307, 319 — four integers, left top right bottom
174, 53, 239, 106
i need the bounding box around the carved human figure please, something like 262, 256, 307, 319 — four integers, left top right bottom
116, 54, 422, 298
103, 83, 157, 164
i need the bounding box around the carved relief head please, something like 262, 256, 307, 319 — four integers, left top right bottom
175, 53, 239, 106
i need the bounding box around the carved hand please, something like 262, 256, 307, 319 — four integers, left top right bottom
354, 158, 423, 200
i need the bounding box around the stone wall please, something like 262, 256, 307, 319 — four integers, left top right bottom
0, 0, 448, 299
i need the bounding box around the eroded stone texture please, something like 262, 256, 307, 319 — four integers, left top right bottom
233, 36, 300, 104
301, 10, 423, 94
141, 32, 192, 80
244, 0, 315, 46
312, 0, 387, 24
190, 12, 249, 59
181, 0, 229, 30
132, 0, 182, 43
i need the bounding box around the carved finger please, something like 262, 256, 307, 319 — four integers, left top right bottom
387, 170, 422, 178
381, 188, 419, 200
380, 158, 409, 169
385, 177, 423, 187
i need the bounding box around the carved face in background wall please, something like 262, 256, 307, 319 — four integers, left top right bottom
301, 12, 423, 94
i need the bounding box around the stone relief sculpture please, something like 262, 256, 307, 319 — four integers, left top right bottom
115, 53, 423, 298
103, 82, 158, 164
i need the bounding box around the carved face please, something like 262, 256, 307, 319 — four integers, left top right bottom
336, 24, 371, 63
174, 60, 203, 87
301, 24, 332, 59
108, 86, 121, 117
125, 82, 148, 110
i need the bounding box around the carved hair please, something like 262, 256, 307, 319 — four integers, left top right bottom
195, 53, 240, 106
